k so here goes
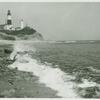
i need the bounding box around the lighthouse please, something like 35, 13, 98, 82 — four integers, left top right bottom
6, 10, 13, 30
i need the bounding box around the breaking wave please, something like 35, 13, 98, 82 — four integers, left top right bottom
8, 41, 100, 98
9, 41, 79, 98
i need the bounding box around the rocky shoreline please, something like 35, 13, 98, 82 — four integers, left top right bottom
0, 44, 59, 98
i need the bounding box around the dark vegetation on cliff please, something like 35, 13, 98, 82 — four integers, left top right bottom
0, 26, 43, 40
1, 26, 36, 36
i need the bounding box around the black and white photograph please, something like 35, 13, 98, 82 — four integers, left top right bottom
0, 2, 100, 98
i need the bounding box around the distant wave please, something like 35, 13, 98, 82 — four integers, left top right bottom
42, 40, 77, 43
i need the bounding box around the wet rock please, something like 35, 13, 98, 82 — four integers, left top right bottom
78, 86, 99, 98
4, 48, 12, 54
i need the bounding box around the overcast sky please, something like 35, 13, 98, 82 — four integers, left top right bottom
0, 2, 100, 40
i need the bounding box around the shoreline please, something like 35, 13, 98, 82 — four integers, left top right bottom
0, 44, 60, 98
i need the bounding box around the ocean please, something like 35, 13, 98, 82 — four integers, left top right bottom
9, 40, 100, 98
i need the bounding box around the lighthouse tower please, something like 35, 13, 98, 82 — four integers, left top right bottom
6, 10, 13, 30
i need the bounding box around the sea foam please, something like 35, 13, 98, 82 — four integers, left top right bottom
9, 41, 79, 98
8, 41, 100, 98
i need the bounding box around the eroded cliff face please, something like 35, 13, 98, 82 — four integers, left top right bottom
0, 27, 44, 41
0, 32, 16, 40
17, 32, 43, 40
